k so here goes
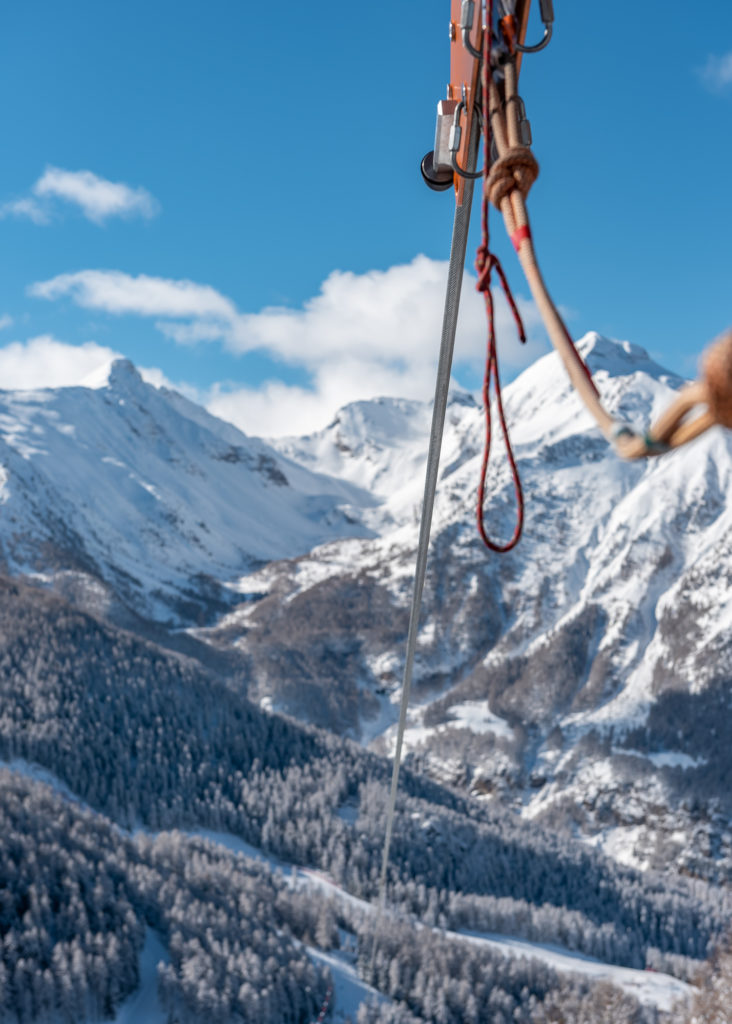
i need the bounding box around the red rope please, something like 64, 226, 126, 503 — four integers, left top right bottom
474, 0, 524, 553
475, 251, 525, 552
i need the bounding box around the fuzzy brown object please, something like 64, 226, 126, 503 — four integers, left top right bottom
703, 332, 732, 428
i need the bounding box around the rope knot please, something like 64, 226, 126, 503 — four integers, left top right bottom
484, 146, 539, 210
475, 246, 496, 292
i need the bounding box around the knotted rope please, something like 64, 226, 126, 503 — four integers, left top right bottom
484, 146, 538, 210
473, 0, 526, 552
475, 249, 526, 551
483, 34, 732, 460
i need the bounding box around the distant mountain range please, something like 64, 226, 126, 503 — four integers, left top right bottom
1, 335, 730, 883
2, 335, 731, 1022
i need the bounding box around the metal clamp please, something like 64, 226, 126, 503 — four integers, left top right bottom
449, 100, 484, 180
511, 94, 532, 146
460, 0, 483, 60
516, 0, 553, 53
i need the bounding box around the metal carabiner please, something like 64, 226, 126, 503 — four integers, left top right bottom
515, 0, 554, 53
450, 100, 484, 180
460, 0, 483, 60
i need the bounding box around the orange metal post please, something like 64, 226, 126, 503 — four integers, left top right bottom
448, 0, 481, 206
447, 1, 533, 206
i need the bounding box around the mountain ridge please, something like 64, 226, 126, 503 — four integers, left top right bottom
0, 335, 729, 881
248, 333, 732, 879
0, 358, 374, 624
1, 334, 729, 1021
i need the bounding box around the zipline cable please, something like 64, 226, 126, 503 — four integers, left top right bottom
375, 131, 480, 920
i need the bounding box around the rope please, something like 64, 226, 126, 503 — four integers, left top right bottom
484, 37, 731, 459
704, 336, 732, 427
475, 266, 528, 552
473, 0, 525, 553
484, 146, 538, 208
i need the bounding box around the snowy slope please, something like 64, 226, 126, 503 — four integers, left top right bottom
4, 758, 692, 1019
1, 335, 730, 877
204, 334, 732, 877
0, 359, 373, 623
273, 392, 478, 533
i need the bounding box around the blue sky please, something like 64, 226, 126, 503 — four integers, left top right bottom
1, 1, 731, 435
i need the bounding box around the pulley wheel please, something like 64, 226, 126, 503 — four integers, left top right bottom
421, 151, 453, 192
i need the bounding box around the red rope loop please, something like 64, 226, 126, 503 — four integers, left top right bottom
475, 256, 525, 553
474, 0, 524, 554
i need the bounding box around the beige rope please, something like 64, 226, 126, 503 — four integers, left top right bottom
486, 57, 731, 460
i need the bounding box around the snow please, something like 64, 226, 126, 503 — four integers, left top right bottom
109, 929, 168, 1024
80, 358, 123, 390
380, 698, 514, 758
307, 947, 389, 1022
0, 359, 374, 623
358, 690, 400, 745
292, 859, 691, 1013
1, 758, 91, 811
185, 827, 290, 873
584, 824, 652, 871
270, 389, 480, 535
457, 930, 693, 1012
3, 334, 730, 1016
336, 803, 359, 825
646, 751, 701, 769
3, 759, 698, 1017
616, 749, 705, 771
448, 699, 514, 737
203, 333, 732, 856
0, 784, 173, 1024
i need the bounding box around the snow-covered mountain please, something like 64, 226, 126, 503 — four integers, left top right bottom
0, 334, 729, 879
0, 358, 372, 624
199, 333, 732, 878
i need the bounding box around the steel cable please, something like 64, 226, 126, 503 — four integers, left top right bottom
374, 134, 480, 924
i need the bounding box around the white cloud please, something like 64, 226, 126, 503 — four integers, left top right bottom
30, 257, 549, 435
208, 258, 546, 435
0, 197, 49, 225
225, 258, 545, 434
0, 336, 121, 390
230, 257, 454, 362
1, 167, 159, 225
0, 315, 13, 331
30, 270, 236, 320
154, 319, 229, 345
206, 381, 321, 438
0, 334, 191, 398
699, 51, 732, 92
33, 166, 158, 224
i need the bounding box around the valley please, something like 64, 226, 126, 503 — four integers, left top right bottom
0, 333, 729, 1021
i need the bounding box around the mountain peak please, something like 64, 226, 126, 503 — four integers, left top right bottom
575, 332, 669, 379
80, 357, 144, 391
107, 358, 143, 387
